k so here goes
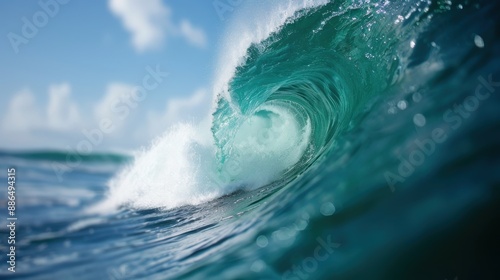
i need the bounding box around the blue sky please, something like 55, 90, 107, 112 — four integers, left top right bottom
0, 0, 239, 151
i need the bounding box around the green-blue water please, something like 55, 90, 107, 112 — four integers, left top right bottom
1, 0, 499, 279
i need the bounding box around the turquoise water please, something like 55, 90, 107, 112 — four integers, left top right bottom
1, 0, 499, 279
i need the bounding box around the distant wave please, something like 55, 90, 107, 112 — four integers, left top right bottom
0, 150, 131, 163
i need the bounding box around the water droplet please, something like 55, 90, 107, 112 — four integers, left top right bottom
320, 202, 336, 216
474, 35, 484, 48
275, 227, 295, 241
413, 114, 426, 127
412, 92, 422, 102
397, 100, 407, 110
256, 235, 268, 248
394, 15, 404, 24
251, 260, 265, 272
295, 219, 308, 230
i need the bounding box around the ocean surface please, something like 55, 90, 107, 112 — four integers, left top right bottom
1, 0, 500, 279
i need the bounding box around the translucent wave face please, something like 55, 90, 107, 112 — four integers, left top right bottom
220, 103, 312, 189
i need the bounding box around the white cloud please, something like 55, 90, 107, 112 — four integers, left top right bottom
109, 0, 169, 52
0, 84, 86, 149
1, 84, 212, 151
94, 83, 134, 122
47, 83, 81, 131
147, 88, 211, 136
2, 89, 42, 132
2, 84, 81, 133
162, 88, 207, 122
108, 0, 207, 52
179, 20, 207, 48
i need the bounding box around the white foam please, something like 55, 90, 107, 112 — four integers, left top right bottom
213, 0, 328, 102
91, 105, 310, 211
90, 122, 223, 211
